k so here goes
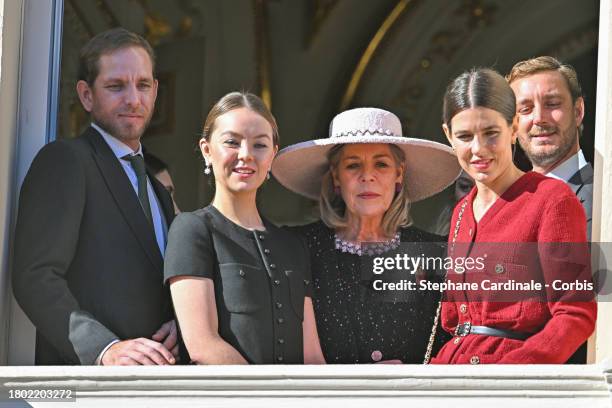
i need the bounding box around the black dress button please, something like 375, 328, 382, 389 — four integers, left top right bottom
274, 280, 280, 285
239, 270, 245, 277
264, 249, 270, 254
259, 235, 265, 240
276, 302, 283, 309
270, 263, 277, 269
277, 318, 284, 324
278, 338, 285, 344
277, 356, 283, 362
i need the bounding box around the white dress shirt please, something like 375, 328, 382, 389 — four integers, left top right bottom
546, 149, 588, 183
92, 123, 168, 255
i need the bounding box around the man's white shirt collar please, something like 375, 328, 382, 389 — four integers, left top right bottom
91, 122, 142, 159
546, 149, 587, 182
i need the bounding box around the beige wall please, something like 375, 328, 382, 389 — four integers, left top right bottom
593, 0, 612, 364
0, 0, 4, 366
0, 0, 3, 76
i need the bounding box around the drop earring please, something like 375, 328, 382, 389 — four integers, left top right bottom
395, 183, 402, 193
204, 160, 211, 175
267, 171, 271, 180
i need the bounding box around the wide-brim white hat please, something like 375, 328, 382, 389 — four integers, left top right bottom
272, 107, 461, 202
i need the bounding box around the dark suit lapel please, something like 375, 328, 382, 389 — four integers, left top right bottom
567, 163, 593, 196
83, 127, 164, 272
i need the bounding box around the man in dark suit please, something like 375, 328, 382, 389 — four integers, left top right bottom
507, 56, 592, 363
12, 28, 178, 365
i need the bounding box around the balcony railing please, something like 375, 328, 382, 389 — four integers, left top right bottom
1, 362, 612, 407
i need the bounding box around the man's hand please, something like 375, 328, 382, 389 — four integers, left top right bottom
152, 319, 179, 360
101, 338, 176, 365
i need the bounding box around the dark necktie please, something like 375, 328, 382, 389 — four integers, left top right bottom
124, 154, 153, 223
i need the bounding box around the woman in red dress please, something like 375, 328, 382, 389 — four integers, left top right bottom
430, 68, 596, 364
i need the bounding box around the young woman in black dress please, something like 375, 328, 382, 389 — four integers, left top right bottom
164, 92, 325, 364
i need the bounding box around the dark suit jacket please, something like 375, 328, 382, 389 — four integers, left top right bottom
567, 163, 593, 239
565, 162, 593, 364
12, 126, 175, 365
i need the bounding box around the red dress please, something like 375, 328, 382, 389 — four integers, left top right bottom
431, 172, 597, 364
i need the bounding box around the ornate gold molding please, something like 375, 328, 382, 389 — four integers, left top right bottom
389, 0, 498, 134
545, 23, 598, 62
306, 0, 339, 48
339, 0, 413, 110
136, 0, 172, 46
254, 0, 272, 109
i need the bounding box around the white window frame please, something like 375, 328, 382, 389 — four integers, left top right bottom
3, 0, 63, 365
1, 0, 611, 366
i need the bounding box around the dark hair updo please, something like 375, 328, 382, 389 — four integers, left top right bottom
442, 68, 516, 130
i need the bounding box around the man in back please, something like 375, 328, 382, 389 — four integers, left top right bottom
144, 151, 180, 214
507, 56, 592, 237
507, 56, 593, 364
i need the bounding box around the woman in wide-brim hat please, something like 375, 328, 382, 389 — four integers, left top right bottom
272, 107, 461, 364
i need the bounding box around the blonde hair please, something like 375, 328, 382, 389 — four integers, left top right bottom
319, 144, 412, 236
506, 56, 583, 102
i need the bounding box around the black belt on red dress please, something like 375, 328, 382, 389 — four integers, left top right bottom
454, 321, 531, 340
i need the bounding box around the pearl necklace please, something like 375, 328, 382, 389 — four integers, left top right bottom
334, 232, 401, 256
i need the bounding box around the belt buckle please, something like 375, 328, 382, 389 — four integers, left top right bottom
454, 321, 471, 337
